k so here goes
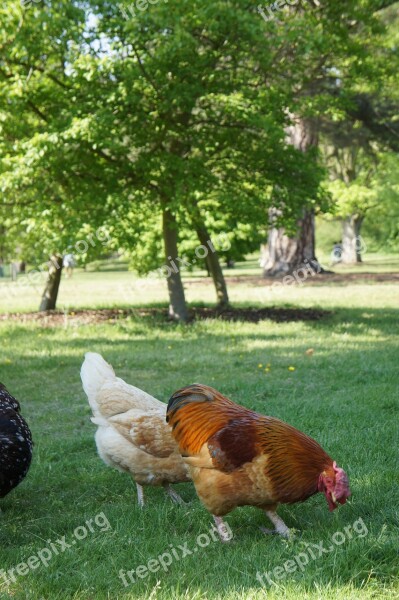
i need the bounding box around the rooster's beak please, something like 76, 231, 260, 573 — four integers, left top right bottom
325, 491, 339, 511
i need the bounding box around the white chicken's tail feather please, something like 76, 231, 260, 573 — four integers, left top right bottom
81, 353, 116, 415
81, 352, 116, 395
81, 352, 165, 418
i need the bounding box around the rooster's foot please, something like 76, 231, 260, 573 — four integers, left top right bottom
212, 515, 233, 543
263, 509, 290, 539
259, 526, 290, 539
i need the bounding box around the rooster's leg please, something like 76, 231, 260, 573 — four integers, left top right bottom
136, 483, 145, 508
213, 515, 232, 543
261, 509, 290, 539
163, 484, 185, 505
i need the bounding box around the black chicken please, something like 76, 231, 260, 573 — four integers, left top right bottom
0, 383, 33, 498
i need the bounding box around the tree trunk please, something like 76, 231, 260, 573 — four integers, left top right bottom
261, 209, 321, 276
262, 116, 323, 276
341, 215, 364, 263
162, 208, 189, 322
11, 262, 18, 281
195, 224, 229, 308
39, 255, 63, 311
260, 216, 299, 276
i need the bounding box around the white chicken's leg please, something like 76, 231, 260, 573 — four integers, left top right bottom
136, 483, 145, 508
163, 484, 185, 505
261, 509, 290, 539
213, 515, 232, 543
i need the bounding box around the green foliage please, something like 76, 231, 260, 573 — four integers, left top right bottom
318, 1, 399, 243
362, 154, 399, 250
327, 176, 378, 219
0, 0, 397, 271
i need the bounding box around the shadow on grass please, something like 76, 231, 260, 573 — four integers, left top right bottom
1, 304, 398, 340
0, 305, 331, 325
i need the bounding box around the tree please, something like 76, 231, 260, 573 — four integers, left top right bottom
0, 0, 325, 318
39, 255, 63, 311
363, 154, 399, 251
326, 152, 399, 262
194, 220, 229, 309
162, 207, 188, 322
322, 89, 399, 263
262, 116, 324, 275
261, 207, 321, 275
260, 0, 399, 275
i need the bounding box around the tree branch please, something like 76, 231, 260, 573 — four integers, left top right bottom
130, 43, 161, 97
9, 60, 73, 91
27, 101, 48, 123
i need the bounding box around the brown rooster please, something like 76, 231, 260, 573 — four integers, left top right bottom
166, 384, 350, 541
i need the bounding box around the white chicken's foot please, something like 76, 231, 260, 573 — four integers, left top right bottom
262, 509, 290, 539
136, 483, 145, 508
163, 484, 186, 505
213, 515, 233, 543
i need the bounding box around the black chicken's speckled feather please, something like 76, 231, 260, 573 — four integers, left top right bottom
0, 383, 33, 498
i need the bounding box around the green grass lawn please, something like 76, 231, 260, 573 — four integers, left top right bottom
0, 267, 398, 599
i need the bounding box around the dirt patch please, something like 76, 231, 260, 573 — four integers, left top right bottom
210, 271, 399, 287
0, 306, 331, 326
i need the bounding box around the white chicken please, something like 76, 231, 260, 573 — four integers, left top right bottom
81, 353, 190, 507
